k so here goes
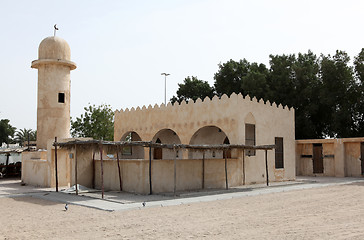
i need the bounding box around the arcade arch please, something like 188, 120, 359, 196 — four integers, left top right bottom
189, 126, 230, 159
152, 129, 181, 159
120, 131, 144, 159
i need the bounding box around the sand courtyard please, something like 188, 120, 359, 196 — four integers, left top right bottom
0, 177, 364, 239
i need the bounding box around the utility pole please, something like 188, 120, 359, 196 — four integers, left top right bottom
161, 73, 170, 105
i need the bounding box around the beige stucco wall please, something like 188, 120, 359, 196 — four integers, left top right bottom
95, 159, 149, 194
21, 151, 50, 187
94, 157, 240, 194
344, 142, 362, 177
114, 93, 296, 185
296, 138, 364, 177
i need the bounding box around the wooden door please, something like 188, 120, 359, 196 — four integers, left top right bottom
313, 144, 323, 174
154, 148, 162, 159
153, 138, 162, 159
361, 142, 364, 175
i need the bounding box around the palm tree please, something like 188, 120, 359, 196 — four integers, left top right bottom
15, 128, 36, 146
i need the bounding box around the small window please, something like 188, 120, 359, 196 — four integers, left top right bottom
58, 93, 65, 103
245, 124, 255, 156
275, 137, 284, 168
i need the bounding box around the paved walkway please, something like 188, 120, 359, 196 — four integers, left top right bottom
1, 176, 363, 212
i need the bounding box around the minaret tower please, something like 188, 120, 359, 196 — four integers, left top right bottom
31, 35, 76, 149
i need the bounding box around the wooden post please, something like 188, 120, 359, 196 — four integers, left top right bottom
149, 144, 152, 195
265, 149, 269, 186
174, 148, 177, 196
92, 151, 95, 189
100, 144, 104, 199
5, 153, 9, 176
54, 137, 58, 192
242, 149, 245, 185
116, 147, 122, 191
75, 144, 78, 195
202, 151, 205, 189
224, 150, 228, 190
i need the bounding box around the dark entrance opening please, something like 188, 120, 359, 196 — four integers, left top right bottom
154, 138, 162, 159
313, 143, 323, 174
361, 142, 364, 175
223, 137, 231, 158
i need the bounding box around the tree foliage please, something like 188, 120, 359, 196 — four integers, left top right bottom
71, 104, 114, 141
0, 119, 16, 146
14, 128, 36, 146
171, 76, 214, 104
214, 59, 269, 100
172, 49, 364, 139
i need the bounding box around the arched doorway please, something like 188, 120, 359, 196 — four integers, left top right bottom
120, 131, 143, 159
152, 129, 181, 160
189, 126, 230, 159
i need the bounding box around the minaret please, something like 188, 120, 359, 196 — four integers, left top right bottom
31, 36, 76, 149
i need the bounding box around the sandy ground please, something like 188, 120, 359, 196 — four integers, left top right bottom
1, 181, 364, 239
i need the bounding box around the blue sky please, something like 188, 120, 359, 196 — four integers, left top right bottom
1, 0, 363, 130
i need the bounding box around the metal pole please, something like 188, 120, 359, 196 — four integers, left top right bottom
54, 137, 58, 192
265, 150, 269, 186
100, 144, 104, 199
149, 144, 152, 195
161, 73, 170, 105
224, 150, 228, 190
75, 144, 78, 195
116, 147, 122, 191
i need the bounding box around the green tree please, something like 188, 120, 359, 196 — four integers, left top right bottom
172, 50, 364, 139
266, 54, 296, 107
15, 128, 36, 146
320, 51, 357, 138
292, 51, 323, 139
71, 104, 114, 141
170, 76, 214, 104
354, 48, 364, 83
267, 51, 325, 139
0, 119, 16, 146
214, 59, 269, 100
352, 48, 364, 136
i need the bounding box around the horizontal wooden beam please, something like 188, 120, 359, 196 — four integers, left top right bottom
54, 139, 275, 151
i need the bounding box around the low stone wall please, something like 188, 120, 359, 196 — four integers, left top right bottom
95, 158, 240, 194
21, 151, 50, 187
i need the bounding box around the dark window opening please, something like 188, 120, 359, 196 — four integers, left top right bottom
245, 124, 256, 156
58, 93, 65, 103
275, 137, 284, 168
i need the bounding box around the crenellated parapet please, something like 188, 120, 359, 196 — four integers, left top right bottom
115, 93, 294, 115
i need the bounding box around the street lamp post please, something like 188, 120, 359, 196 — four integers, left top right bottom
161, 73, 170, 105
